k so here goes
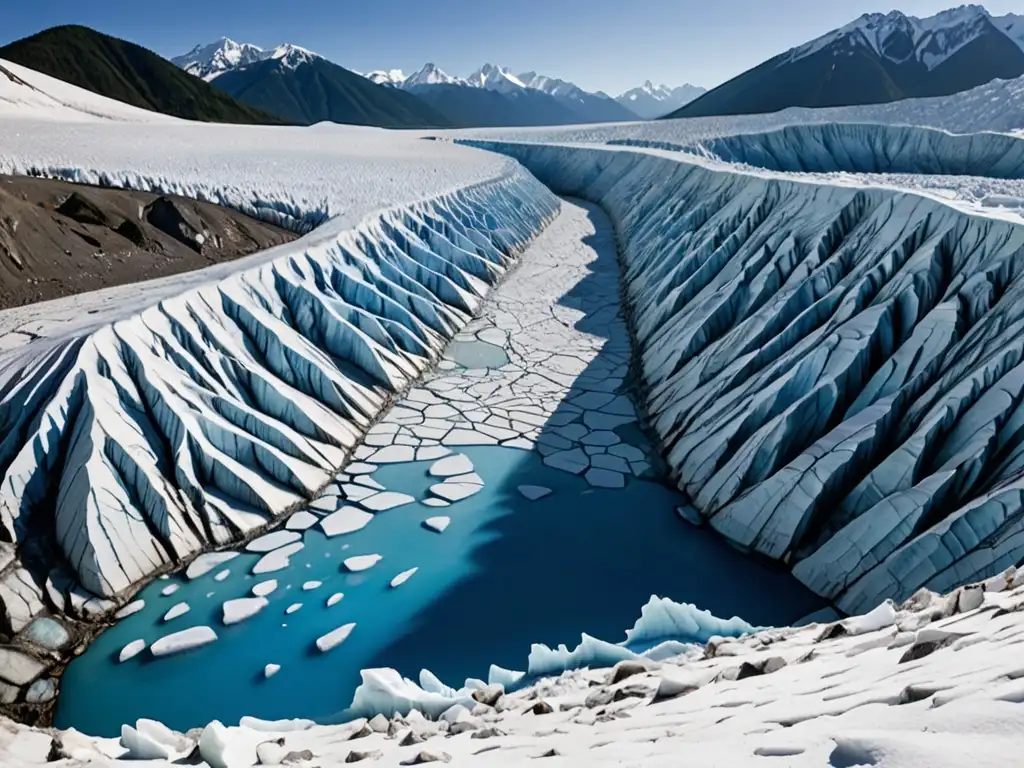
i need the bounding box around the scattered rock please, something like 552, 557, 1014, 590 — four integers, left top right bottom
528, 700, 554, 716
471, 684, 505, 707
25, 677, 56, 704
399, 730, 427, 747
613, 683, 652, 702
535, 748, 560, 758
283, 749, 315, 764
0, 647, 47, 685
348, 722, 373, 741
449, 720, 479, 735
345, 749, 382, 763
584, 688, 614, 708
400, 751, 451, 765
608, 659, 651, 685
22, 617, 70, 651
651, 676, 698, 704
471, 727, 505, 739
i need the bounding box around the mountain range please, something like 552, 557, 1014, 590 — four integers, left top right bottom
669, 4, 1024, 118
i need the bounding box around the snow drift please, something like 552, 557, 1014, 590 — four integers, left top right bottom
465, 138, 1024, 613
0, 167, 558, 629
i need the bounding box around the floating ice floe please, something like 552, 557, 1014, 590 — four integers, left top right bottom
344, 555, 382, 573
115, 600, 146, 619
422, 498, 450, 508
286, 604, 302, 614
162, 603, 190, 622
358, 492, 416, 512
517, 485, 552, 501
316, 623, 356, 652
222, 598, 269, 625
285, 512, 319, 531
150, 626, 218, 657
186, 552, 240, 580
423, 516, 451, 533
118, 639, 147, 663
320, 508, 374, 538
160, 584, 180, 597
429, 454, 474, 477
302, 581, 322, 591
251, 580, 278, 598
252, 543, 305, 575
326, 593, 344, 607
214, 570, 231, 582
429, 473, 484, 502
390, 568, 419, 588
264, 664, 281, 679
247, 531, 301, 553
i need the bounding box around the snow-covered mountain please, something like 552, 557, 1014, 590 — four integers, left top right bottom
467, 63, 527, 94
615, 81, 707, 119
171, 39, 322, 82
787, 5, 1024, 69
671, 4, 1024, 119
365, 69, 406, 87
403, 63, 467, 88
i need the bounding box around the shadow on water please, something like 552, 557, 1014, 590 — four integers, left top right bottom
55, 200, 824, 736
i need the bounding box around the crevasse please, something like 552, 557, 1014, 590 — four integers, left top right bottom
464, 137, 1024, 613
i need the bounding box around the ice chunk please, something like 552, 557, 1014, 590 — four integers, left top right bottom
222, 597, 269, 625
344, 554, 382, 572
286, 511, 319, 531
160, 583, 180, 597
842, 600, 897, 636
517, 485, 552, 501
527, 634, 639, 678
488, 664, 525, 689
390, 568, 419, 588
163, 602, 190, 622
327, 593, 344, 607
430, 481, 482, 502
359, 492, 416, 512
320, 507, 374, 537
252, 580, 277, 597
423, 498, 450, 508
252, 542, 304, 575
423, 516, 451, 533
214, 570, 231, 582
429, 454, 474, 477
120, 724, 170, 760
119, 639, 147, 663
624, 596, 760, 646
198, 721, 235, 768
264, 664, 281, 679
316, 622, 356, 652
115, 600, 146, 619
286, 603, 302, 614
347, 668, 473, 720
247, 530, 301, 553
238, 716, 315, 732
302, 580, 322, 591
151, 626, 218, 657
186, 552, 240, 580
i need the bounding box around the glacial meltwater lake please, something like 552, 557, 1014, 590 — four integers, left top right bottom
56, 446, 824, 736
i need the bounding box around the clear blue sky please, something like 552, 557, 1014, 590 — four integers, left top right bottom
4, 1, 1022, 95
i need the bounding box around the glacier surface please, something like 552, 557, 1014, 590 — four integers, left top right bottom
465, 138, 1024, 612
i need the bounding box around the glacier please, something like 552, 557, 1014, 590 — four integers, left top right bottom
0, 164, 558, 633
463, 137, 1024, 613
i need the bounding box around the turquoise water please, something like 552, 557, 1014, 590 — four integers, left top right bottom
56, 446, 824, 736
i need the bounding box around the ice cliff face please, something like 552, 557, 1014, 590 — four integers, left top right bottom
464, 137, 1024, 613
0, 169, 558, 627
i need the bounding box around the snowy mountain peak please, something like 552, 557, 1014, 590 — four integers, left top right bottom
171, 38, 267, 81
264, 44, 321, 70
403, 63, 466, 88
365, 69, 407, 87
787, 5, 1024, 71
171, 39, 321, 81
614, 81, 708, 119
467, 64, 526, 93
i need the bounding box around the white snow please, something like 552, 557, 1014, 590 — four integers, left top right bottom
222, 597, 269, 625
149, 626, 218, 657
343, 554, 382, 573
263, 664, 280, 679
316, 622, 356, 652
390, 568, 418, 588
